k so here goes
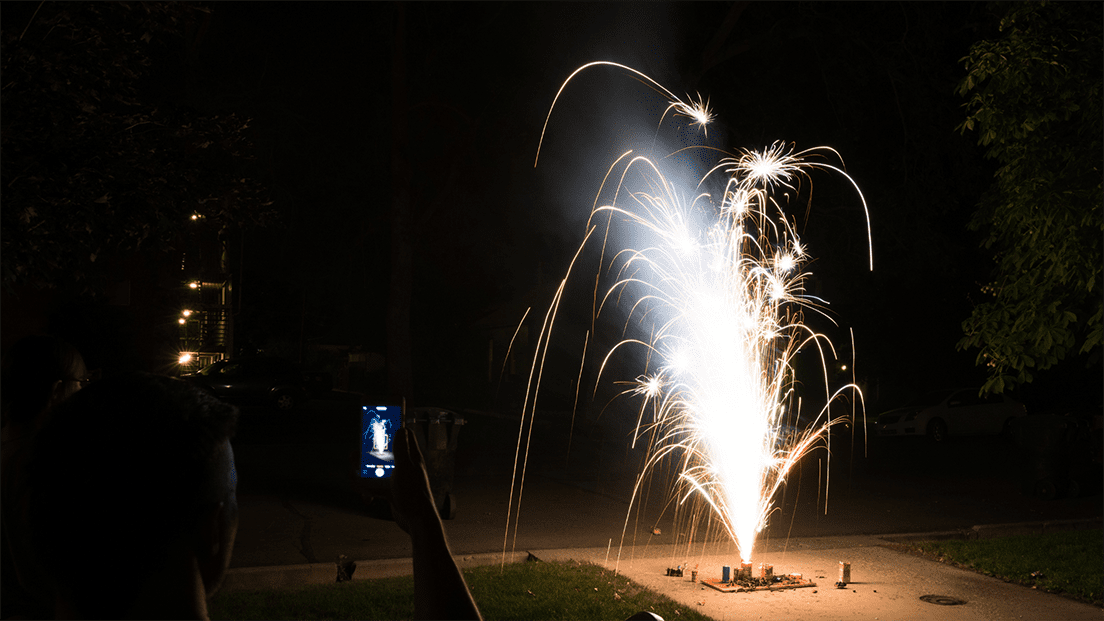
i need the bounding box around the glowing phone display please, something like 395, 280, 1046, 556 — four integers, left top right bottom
359, 405, 402, 478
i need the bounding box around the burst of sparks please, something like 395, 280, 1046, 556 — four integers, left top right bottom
509, 63, 870, 567
668, 93, 714, 135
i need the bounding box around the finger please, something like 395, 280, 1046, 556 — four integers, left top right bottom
394, 426, 409, 462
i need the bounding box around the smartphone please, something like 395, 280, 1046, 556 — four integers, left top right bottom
359, 404, 403, 479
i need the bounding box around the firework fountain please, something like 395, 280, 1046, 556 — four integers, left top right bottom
505, 62, 871, 567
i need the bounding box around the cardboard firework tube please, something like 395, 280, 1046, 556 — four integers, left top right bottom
722, 565, 731, 583
739, 562, 753, 580
839, 561, 851, 583
759, 563, 773, 579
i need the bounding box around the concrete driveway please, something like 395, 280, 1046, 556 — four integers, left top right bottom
533, 534, 1102, 621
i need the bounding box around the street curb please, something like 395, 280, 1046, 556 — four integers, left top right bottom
220, 519, 1100, 593
878, 517, 1101, 543
221, 550, 530, 593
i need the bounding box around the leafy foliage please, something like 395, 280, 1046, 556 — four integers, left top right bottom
1, 2, 274, 293
955, 1, 1103, 394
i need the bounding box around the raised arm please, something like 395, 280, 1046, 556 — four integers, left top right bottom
390, 426, 482, 621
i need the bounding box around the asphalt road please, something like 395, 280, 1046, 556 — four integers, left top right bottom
227, 394, 1102, 570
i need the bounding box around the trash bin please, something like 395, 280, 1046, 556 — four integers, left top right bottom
1012, 415, 1072, 499
406, 407, 465, 519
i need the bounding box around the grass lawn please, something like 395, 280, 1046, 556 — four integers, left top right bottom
899, 529, 1103, 605
209, 558, 713, 621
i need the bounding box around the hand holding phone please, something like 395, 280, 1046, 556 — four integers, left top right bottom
389, 424, 483, 620
389, 426, 440, 536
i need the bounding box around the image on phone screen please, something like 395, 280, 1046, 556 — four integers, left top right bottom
360, 405, 401, 478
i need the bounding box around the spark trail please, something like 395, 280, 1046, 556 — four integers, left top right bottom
506, 62, 870, 565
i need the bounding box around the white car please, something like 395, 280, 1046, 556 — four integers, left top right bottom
875, 388, 1027, 442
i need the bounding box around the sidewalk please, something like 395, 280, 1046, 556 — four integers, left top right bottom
221, 520, 1101, 621
533, 532, 1102, 621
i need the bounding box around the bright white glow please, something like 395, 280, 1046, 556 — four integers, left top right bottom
188, 282, 199, 289
583, 144, 867, 562
178, 353, 193, 365
516, 63, 871, 567
182, 309, 192, 317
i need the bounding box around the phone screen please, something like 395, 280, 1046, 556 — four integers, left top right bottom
359, 405, 402, 478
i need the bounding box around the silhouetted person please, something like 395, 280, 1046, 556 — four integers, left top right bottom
24, 372, 238, 619
1, 335, 90, 619
22, 372, 484, 620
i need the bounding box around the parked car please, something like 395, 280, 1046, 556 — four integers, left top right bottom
184, 356, 310, 410
875, 388, 1027, 442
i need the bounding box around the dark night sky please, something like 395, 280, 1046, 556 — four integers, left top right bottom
23, 2, 1004, 408
179, 2, 1004, 407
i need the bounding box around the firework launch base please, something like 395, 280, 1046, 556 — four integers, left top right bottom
702, 575, 817, 593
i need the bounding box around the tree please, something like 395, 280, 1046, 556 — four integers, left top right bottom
1, 2, 274, 295
955, 1, 1102, 395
